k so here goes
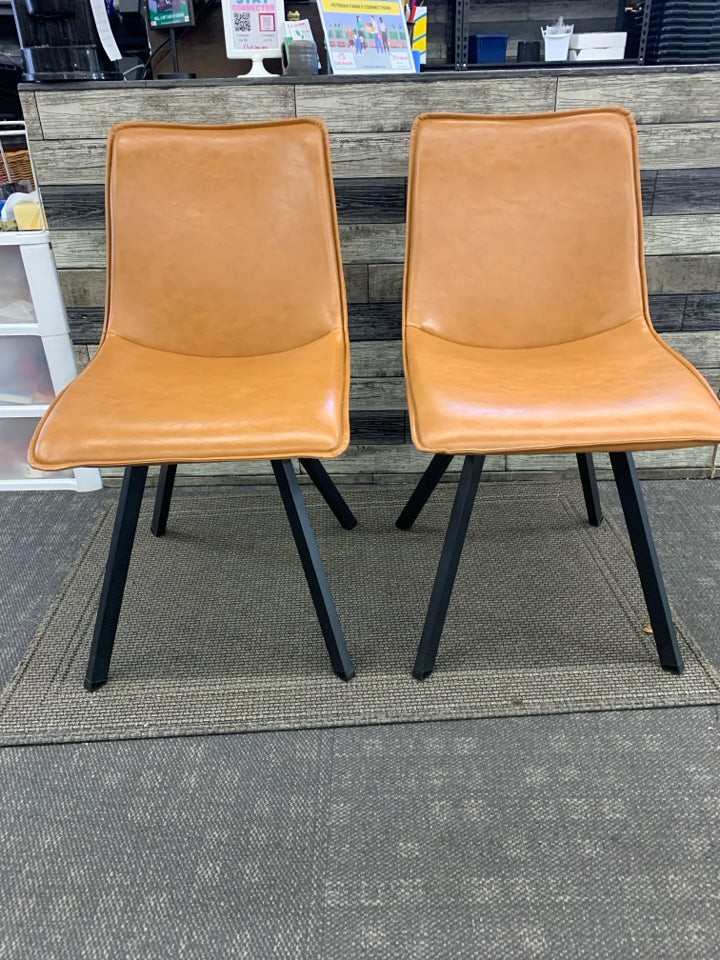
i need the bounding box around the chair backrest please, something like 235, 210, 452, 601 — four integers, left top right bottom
104, 118, 346, 357
404, 109, 649, 350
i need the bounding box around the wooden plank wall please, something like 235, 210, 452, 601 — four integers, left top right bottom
20, 67, 720, 483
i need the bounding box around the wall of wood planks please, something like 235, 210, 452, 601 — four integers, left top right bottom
20, 66, 720, 483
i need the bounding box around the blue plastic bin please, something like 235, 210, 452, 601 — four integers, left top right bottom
468, 34, 509, 64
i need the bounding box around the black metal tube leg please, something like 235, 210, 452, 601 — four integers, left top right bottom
609, 451, 684, 673
272, 459, 355, 681
396, 453, 455, 530
299, 458, 358, 530
151, 464, 177, 537
413, 455, 485, 680
85, 465, 148, 691
576, 453, 603, 526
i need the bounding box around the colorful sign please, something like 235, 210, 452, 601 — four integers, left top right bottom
316, 0, 414, 74
222, 0, 284, 53
148, 0, 194, 29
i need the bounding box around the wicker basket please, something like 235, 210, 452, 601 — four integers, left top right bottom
0, 148, 35, 189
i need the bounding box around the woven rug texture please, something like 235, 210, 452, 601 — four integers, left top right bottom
1, 482, 719, 746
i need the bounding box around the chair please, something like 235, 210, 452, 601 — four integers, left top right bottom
29, 118, 357, 689
397, 109, 720, 680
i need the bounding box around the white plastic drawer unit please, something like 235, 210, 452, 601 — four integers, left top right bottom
0, 334, 54, 406
0, 245, 36, 325
0, 417, 72, 481
0, 119, 101, 492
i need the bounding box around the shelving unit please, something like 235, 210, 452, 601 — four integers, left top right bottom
0, 228, 101, 491
445, 0, 654, 71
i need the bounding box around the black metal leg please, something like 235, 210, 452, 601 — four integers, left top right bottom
609, 451, 684, 673
272, 459, 355, 681
85, 465, 148, 691
151, 463, 177, 537
576, 453, 603, 526
413, 455, 485, 680
396, 453, 455, 530
299, 458, 358, 530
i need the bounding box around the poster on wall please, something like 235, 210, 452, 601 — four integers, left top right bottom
316, 0, 415, 74
148, 0, 195, 29
221, 0, 284, 56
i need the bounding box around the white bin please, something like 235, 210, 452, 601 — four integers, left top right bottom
542, 29, 572, 61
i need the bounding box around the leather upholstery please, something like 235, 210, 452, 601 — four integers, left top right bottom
29, 119, 350, 469
404, 109, 720, 455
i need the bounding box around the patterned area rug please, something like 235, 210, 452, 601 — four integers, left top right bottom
2, 483, 719, 746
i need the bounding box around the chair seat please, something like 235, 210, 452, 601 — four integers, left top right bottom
405, 317, 720, 455
30, 330, 349, 469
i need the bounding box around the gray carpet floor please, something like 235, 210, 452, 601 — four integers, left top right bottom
1, 477, 720, 959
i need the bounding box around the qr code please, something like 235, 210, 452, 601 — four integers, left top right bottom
233, 12, 251, 32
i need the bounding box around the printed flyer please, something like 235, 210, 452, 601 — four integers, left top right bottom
316, 0, 415, 74
222, 0, 283, 52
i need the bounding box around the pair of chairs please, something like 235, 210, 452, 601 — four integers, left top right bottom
30, 110, 720, 692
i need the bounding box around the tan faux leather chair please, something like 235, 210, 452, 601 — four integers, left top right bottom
29, 118, 357, 689
397, 109, 720, 680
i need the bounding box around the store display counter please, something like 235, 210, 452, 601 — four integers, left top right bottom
18, 65, 720, 481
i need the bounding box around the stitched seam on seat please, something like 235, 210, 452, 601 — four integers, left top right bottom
102, 328, 345, 360
404, 316, 646, 352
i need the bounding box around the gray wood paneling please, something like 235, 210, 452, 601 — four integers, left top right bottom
320, 444, 505, 476
30, 132, 413, 183
343, 263, 369, 303
38, 169, 720, 240
335, 178, 406, 222
67, 301, 405, 344
664, 331, 720, 367
42, 185, 105, 231
646, 255, 720, 294
67, 308, 103, 342
704, 369, 720, 395
29, 139, 106, 186
66, 296, 719, 345
58, 268, 106, 308
643, 216, 720, 256
348, 302, 402, 340
296, 77, 557, 133
51, 224, 410, 268
58, 263, 371, 307
368, 263, 404, 302
33, 86, 297, 140
641, 170, 657, 213
328, 132, 410, 178
350, 377, 408, 409
18, 90, 42, 141
648, 293, 685, 331
340, 224, 406, 265
25, 69, 720, 481
637, 123, 720, 170
349, 410, 407, 444
556, 72, 720, 123
508, 447, 715, 472
41, 179, 409, 230
47, 214, 720, 271
351, 341, 404, 379
51, 231, 105, 269
684, 294, 720, 332
652, 169, 720, 216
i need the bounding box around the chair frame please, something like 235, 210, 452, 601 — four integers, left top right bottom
397, 452, 684, 680
84, 459, 357, 691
